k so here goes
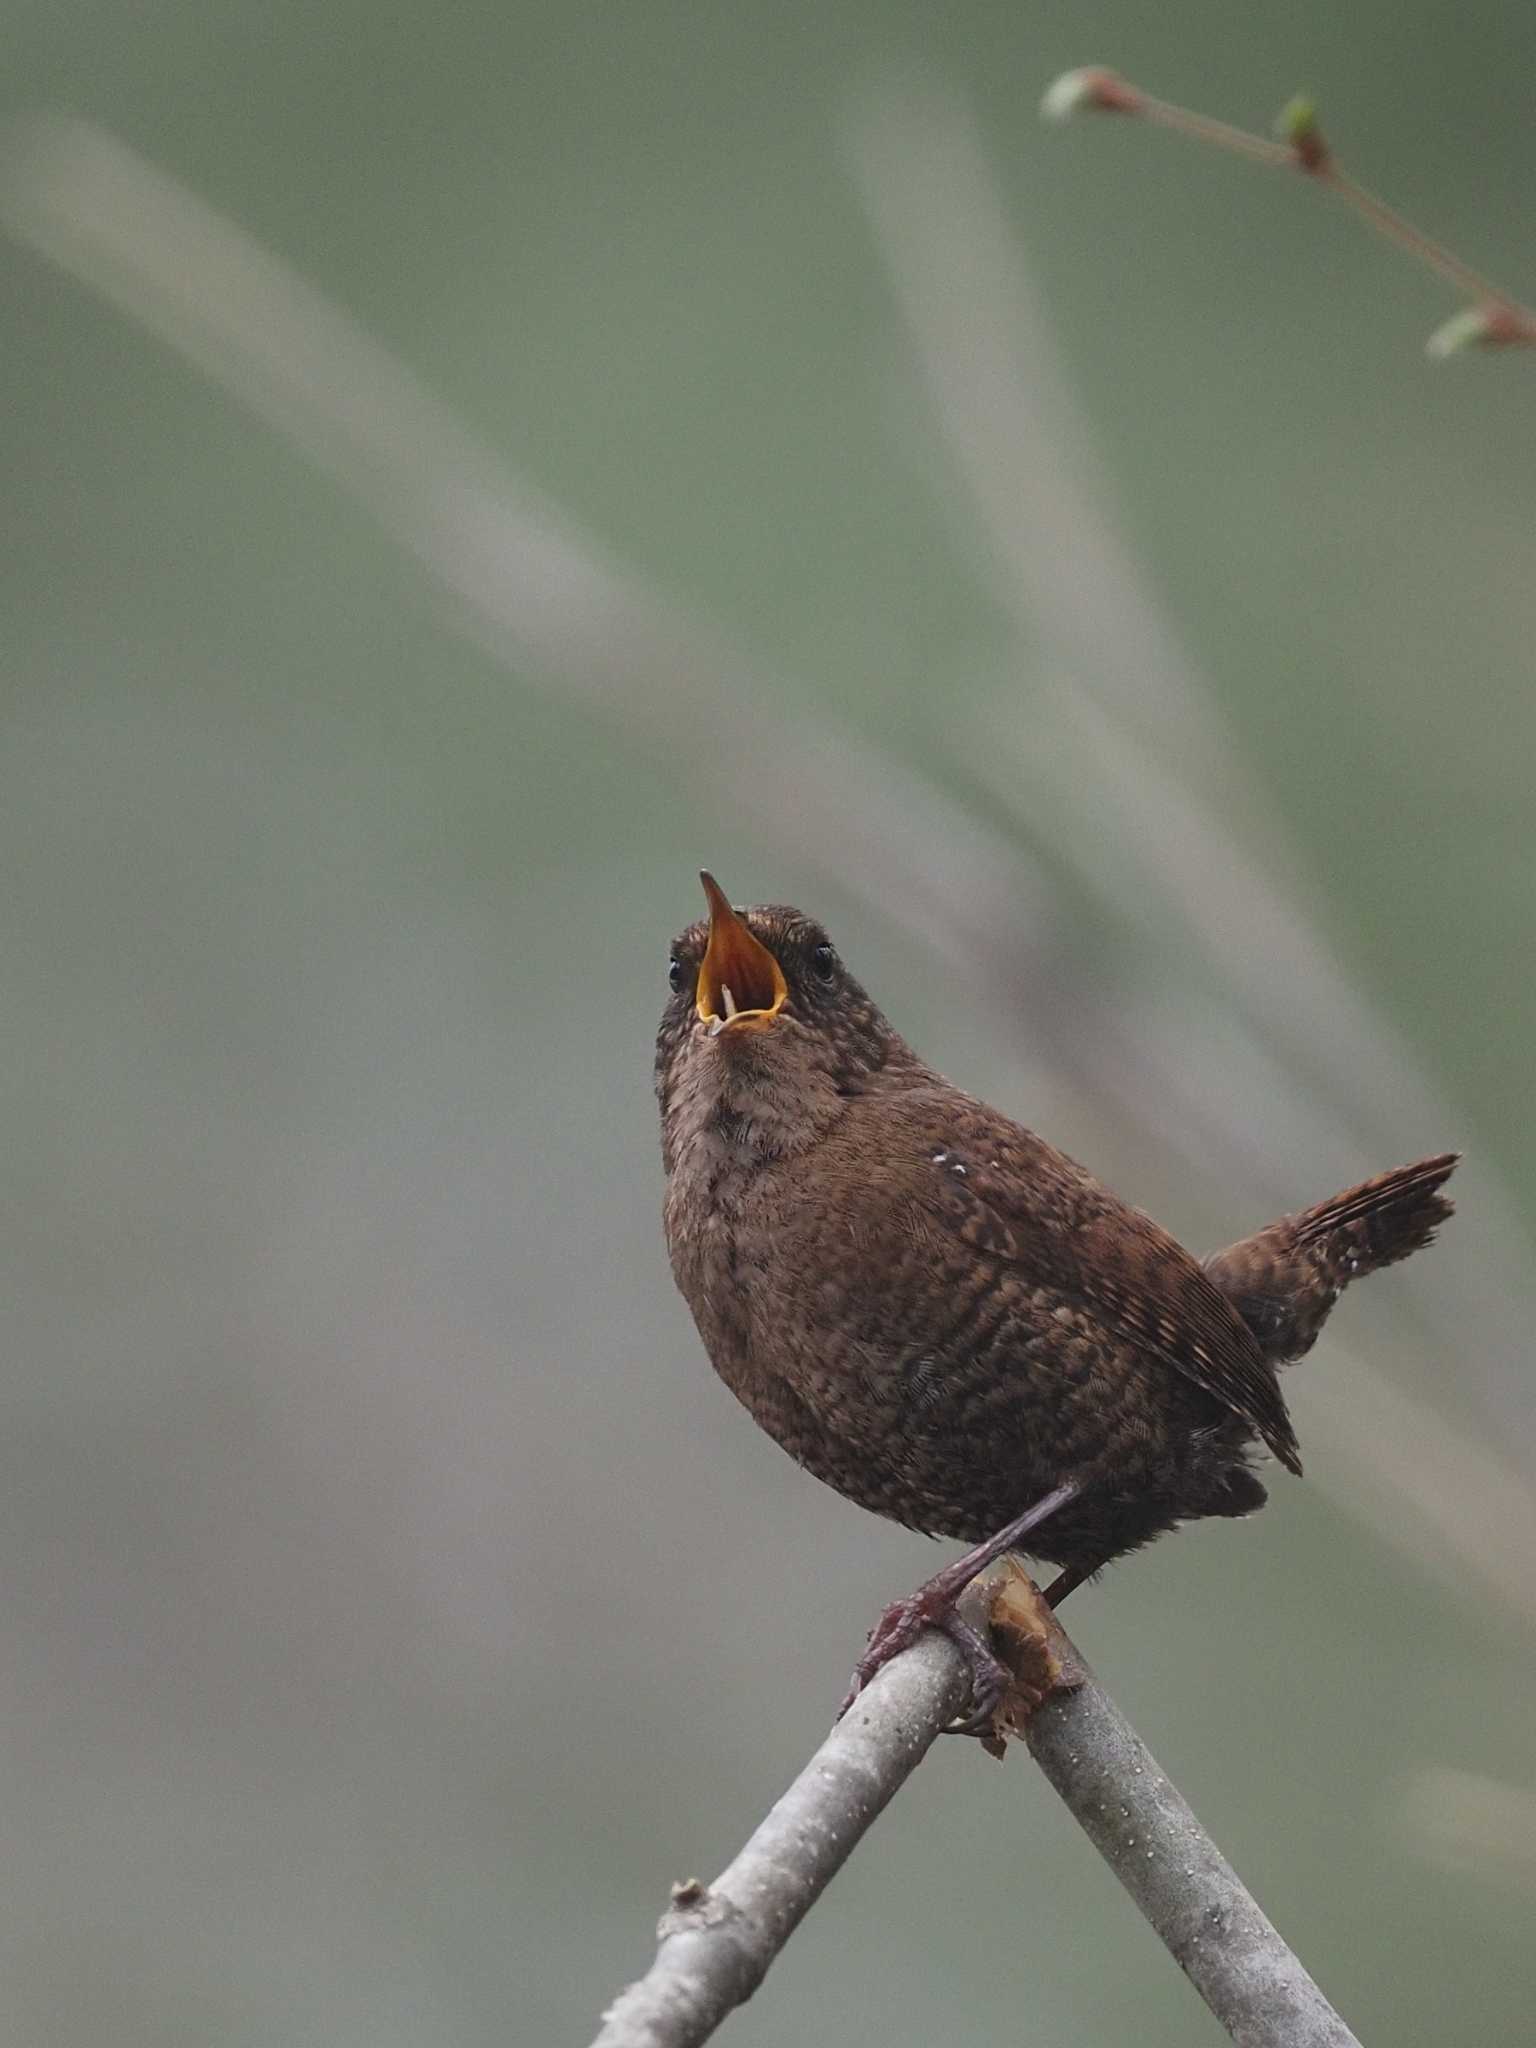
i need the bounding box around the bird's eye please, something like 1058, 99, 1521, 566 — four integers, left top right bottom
668, 956, 685, 994
811, 943, 837, 983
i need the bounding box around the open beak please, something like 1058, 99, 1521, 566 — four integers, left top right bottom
696, 872, 788, 1035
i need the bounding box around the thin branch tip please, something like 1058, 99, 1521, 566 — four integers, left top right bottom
1045, 64, 1536, 350
1040, 68, 1143, 124
1426, 302, 1536, 358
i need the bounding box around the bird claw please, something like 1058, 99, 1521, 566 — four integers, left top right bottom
836, 1595, 1009, 1738
835, 1493, 1081, 1732
936, 1609, 1009, 1736
837, 1594, 924, 1718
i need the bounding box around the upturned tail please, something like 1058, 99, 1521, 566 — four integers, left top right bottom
1203, 1152, 1459, 1367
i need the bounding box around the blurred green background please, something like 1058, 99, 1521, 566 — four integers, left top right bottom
4, 4, 1535, 2044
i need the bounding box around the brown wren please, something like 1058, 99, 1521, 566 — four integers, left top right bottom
656, 874, 1457, 1730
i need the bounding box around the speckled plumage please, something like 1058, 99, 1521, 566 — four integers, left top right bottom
656, 895, 1457, 1587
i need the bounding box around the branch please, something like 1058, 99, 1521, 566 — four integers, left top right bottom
592, 1631, 971, 2048
591, 1577, 1362, 2048
1023, 1647, 1361, 2046
1041, 67, 1536, 357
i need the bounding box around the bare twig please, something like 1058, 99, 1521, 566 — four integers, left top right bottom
592, 1580, 1361, 2048
1042, 67, 1536, 355
592, 1632, 972, 2048
1024, 1655, 1361, 2047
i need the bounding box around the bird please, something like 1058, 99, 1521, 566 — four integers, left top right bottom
655, 873, 1458, 1731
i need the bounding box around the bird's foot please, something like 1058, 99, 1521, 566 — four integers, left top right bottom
1042, 1560, 1092, 1608
836, 1482, 1082, 1736
937, 1609, 1013, 1736
837, 1590, 1009, 1735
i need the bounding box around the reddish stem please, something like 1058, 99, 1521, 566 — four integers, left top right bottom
1055, 71, 1536, 347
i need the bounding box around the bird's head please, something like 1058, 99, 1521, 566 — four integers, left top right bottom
655, 873, 906, 1166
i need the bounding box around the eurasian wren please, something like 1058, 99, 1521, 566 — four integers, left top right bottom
656, 875, 1457, 1728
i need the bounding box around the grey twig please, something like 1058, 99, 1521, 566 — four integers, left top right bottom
1025, 1647, 1361, 2047
591, 1590, 1361, 2048
592, 1632, 971, 2048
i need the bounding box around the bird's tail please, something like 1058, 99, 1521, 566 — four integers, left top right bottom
1204, 1152, 1459, 1367
1290, 1152, 1459, 1280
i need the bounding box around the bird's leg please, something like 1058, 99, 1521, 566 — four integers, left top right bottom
1043, 1560, 1094, 1608
838, 1480, 1080, 1734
